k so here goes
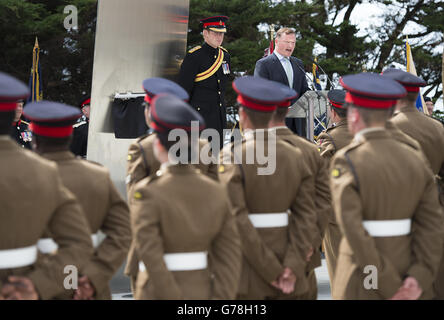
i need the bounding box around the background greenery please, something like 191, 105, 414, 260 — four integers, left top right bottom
0, 0, 442, 117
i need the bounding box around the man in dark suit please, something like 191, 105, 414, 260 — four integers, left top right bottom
254, 27, 309, 136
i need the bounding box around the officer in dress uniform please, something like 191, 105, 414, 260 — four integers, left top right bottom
331, 72, 444, 300
70, 95, 90, 158
23, 101, 131, 300
219, 76, 317, 299
178, 16, 231, 149
125, 78, 218, 197
0, 72, 93, 300
9, 99, 32, 149
382, 68, 444, 299
130, 94, 241, 299
268, 84, 332, 300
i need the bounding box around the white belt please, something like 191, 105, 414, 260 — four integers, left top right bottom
139, 251, 208, 272
0, 245, 38, 269
37, 233, 101, 254
248, 211, 289, 228
363, 219, 411, 237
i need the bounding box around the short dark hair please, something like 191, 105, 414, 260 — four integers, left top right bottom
331, 105, 347, 118
34, 134, 72, 151
424, 96, 432, 103
271, 108, 288, 123
349, 105, 394, 126
242, 106, 272, 129
0, 111, 15, 134
157, 132, 197, 163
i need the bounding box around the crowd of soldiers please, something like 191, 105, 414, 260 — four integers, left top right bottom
1, 15, 444, 301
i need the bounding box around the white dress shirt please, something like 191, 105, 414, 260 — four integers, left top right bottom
274, 51, 294, 88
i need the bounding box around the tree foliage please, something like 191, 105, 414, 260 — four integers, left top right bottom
0, 0, 442, 107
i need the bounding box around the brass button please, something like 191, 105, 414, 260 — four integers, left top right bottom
214, 55, 217, 58
218, 91, 221, 95
218, 79, 220, 83
220, 103, 222, 106
197, 107, 201, 111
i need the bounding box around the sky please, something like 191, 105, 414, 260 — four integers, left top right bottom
311, 0, 443, 111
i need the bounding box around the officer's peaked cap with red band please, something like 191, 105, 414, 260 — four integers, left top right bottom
150, 93, 205, 134
340, 72, 407, 109
0, 71, 29, 112
381, 68, 426, 93
327, 89, 346, 109
142, 78, 189, 103
233, 76, 297, 112
200, 16, 228, 33
23, 101, 81, 138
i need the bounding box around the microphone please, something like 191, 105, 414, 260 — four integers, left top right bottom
292, 60, 321, 94
309, 58, 336, 89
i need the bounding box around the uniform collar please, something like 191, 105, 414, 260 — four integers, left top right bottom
273, 51, 290, 61
203, 42, 218, 54
354, 127, 386, 143
334, 119, 348, 127
269, 126, 292, 135
42, 150, 76, 162
161, 163, 196, 175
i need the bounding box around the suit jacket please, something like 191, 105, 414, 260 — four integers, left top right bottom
42, 151, 131, 299
0, 137, 93, 299
254, 53, 309, 103
130, 164, 241, 300
331, 129, 444, 300
219, 130, 317, 299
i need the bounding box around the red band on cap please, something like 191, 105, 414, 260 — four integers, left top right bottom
0, 102, 18, 111
29, 123, 73, 138
144, 94, 152, 103
237, 95, 277, 112
404, 86, 420, 93
345, 92, 396, 109
278, 100, 291, 108
203, 22, 225, 28
329, 101, 344, 109
81, 98, 91, 107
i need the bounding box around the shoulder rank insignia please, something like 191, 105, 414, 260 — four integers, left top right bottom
188, 46, 201, 53
219, 165, 225, 173
331, 168, 341, 178
134, 191, 142, 200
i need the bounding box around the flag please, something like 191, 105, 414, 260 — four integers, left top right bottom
263, 25, 275, 57
312, 57, 322, 90
28, 37, 43, 103
405, 36, 428, 114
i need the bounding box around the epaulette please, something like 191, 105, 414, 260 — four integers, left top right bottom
219, 46, 228, 53
73, 121, 87, 128
188, 46, 201, 53
136, 132, 151, 142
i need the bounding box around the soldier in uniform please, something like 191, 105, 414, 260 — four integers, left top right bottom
70, 95, 90, 158
0, 72, 93, 300
219, 76, 317, 299
315, 89, 351, 295
130, 94, 241, 299
178, 16, 231, 149
23, 100, 131, 300
331, 72, 444, 300
382, 68, 444, 299
268, 84, 332, 299
9, 99, 32, 149
317, 90, 352, 159
126, 78, 218, 197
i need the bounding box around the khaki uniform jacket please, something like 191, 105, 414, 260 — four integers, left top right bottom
219, 130, 317, 299
126, 134, 218, 195
42, 151, 131, 299
316, 120, 353, 289
130, 164, 241, 300
125, 134, 219, 283
317, 120, 353, 161
331, 129, 444, 299
272, 127, 331, 271
0, 138, 93, 299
